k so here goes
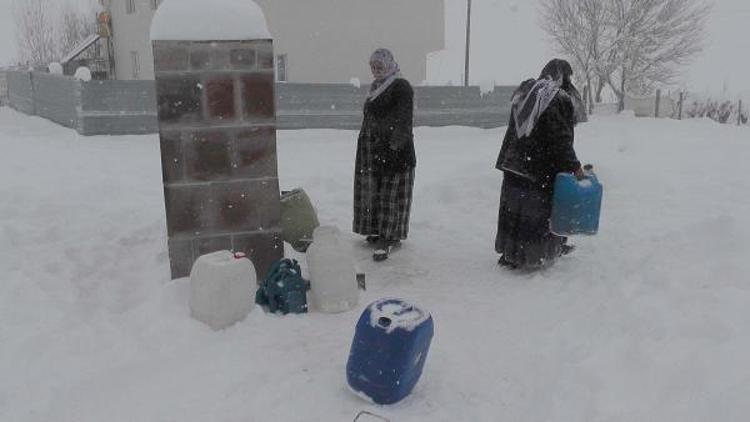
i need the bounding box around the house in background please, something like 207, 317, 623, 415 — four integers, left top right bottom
99, 0, 445, 84
46, 8, 116, 80
60, 32, 115, 79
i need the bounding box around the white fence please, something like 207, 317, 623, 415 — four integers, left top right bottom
595, 90, 747, 126
624, 93, 677, 118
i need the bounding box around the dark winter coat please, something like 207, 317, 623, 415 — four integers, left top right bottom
496, 92, 581, 190
356, 78, 416, 176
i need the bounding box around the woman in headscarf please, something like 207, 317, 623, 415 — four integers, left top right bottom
494, 58, 586, 269
353, 48, 416, 262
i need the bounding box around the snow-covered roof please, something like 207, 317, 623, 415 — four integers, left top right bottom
150, 0, 271, 41
61, 34, 101, 64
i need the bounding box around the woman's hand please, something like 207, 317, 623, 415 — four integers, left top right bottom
574, 167, 586, 180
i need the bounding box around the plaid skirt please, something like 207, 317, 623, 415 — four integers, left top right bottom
495, 172, 566, 268
353, 168, 415, 241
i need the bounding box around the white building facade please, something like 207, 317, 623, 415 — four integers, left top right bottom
101, 0, 445, 84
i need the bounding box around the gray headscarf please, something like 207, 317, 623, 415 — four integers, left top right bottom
368, 48, 401, 100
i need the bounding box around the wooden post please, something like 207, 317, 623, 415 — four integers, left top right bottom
678, 92, 684, 120
739, 100, 743, 126
28, 71, 37, 116
618, 68, 626, 113
655, 89, 661, 118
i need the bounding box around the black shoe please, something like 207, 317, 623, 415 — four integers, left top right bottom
560, 244, 576, 256
373, 249, 389, 261
365, 235, 380, 245
498, 255, 518, 269
373, 240, 401, 262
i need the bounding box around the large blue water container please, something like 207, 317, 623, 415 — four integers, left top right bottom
550, 171, 603, 236
346, 299, 434, 405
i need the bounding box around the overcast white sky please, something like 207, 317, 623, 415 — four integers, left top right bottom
0, 0, 748, 94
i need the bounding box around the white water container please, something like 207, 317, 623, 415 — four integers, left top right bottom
307, 226, 359, 313
189, 250, 256, 330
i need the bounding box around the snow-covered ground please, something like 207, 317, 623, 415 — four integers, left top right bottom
1, 106, 749, 421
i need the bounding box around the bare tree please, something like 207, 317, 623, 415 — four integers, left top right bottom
57, 2, 96, 59
14, 0, 97, 67
13, 0, 57, 66
540, 0, 610, 111
606, 0, 711, 108
539, 0, 711, 109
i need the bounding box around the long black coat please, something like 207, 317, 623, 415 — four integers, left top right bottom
356, 78, 416, 176
494, 90, 581, 266
496, 92, 581, 190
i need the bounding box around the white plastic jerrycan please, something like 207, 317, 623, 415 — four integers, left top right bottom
189, 250, 256, 330
306, 226, 359, 313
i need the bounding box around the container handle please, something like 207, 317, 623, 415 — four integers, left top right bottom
354, 410, 390, 422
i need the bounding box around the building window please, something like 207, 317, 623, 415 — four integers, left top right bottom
126, 0, 135, 14
276, 54, 288, 82
131, 51, 140, 79
151, 0, 161, 10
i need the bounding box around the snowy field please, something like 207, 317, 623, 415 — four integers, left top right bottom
1, 106, 750, 421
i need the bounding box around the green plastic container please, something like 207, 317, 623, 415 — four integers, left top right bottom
280, 188, 320, 252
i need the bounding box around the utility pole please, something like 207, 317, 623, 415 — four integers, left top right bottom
464, 0, 472, 87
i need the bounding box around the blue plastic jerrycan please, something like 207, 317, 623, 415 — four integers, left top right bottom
346, 299, 434, 405
550, 169, 603, 236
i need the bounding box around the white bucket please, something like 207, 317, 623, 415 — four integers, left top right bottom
189, 250, 256, 330
307, 226, 359, 313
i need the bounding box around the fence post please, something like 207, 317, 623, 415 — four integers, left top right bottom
739, 100, 743, 126
655, 89, 661, 118
678, 92, 684, 120
26, 71, 37, 116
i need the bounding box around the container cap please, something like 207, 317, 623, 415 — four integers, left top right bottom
368, 298, 430, 334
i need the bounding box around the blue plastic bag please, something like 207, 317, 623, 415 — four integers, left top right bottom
255, 258, 308, 315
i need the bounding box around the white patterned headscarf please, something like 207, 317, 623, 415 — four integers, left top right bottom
511, 58, 584, 138
368, 48, 401, 100
511, 78, 563, 139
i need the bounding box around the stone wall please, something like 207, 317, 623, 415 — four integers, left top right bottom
0, 72, 8, 106
5, 71, 158, 135
277, 84, 514, 130
6, 70, 516, 134
6, 71, 35, 115
78, 80, 158, 135
31, 72, 79, 129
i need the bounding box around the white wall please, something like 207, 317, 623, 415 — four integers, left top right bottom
107, 0, 444, 83
255, 0, 444, 84
624, 94, 678, 119
108, 0, 158, 80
